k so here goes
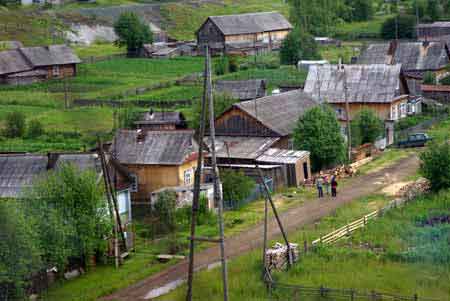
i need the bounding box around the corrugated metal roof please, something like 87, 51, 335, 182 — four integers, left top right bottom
207, 12, 292, 36
357, 43, 392, 65
206, 136, 279, 160
304, 64, 403, 104
236, 90, 319, 136
256, 148, 310, 164
215, 79, 266, 101
393, 42, 449, 71
112, 130, 197, 165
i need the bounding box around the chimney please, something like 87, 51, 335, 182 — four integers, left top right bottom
47, 153, 59, 170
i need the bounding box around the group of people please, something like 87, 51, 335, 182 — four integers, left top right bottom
315, 172, 338, 198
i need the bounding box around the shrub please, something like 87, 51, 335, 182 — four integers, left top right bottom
114, 12, 153, 56
420, 142, 450, 191
215, 56, 229, 75
381, 14, 416, 39
439, 74, 450, 85
351, 109, 384, 146
280, 27, 321, 65
221, 170, 255, 206
3, 111, 26, 138
423, 71, 437, 85
153, 191, 177, 235
228, 56, 239, 73
27, 119, 44, 139
293, 105, 345, 171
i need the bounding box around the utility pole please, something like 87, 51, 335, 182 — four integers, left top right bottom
342, 65, 352, 162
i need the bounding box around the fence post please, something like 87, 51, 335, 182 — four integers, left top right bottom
363, 215, 367, 226
346, 223, 350, 235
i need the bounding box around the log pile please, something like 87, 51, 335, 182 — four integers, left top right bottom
265, 243, 299, 271
398, 178, 431, 200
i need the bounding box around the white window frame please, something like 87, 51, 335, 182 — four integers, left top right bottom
130, 173, 138, 193
184, 169, 193, 186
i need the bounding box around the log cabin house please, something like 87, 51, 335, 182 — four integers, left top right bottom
0, 45, 81, 85
304, 64, 413, 145
112, 130, 198, 203
196, 12, 292, 55
206, 90, 317, 188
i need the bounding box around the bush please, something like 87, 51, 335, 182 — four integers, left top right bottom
221, 170, 255, 206
294, 106, 345, 171
423, 71, 437, 85
280, 27, 321, 65
114, 12, 153, 56
215, 56, 229, 75
439, 74, 450, 85
228, 56, 239, 73
420, 142, 450, 191
3, 111, 26, 138
153, 191, 177, 235
381, 14, 416, 40
27, 119, 44, 139
351, 109, 384, 146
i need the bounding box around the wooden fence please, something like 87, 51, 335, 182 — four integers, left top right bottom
72, 99, 193, 108
268, 283, 439, 301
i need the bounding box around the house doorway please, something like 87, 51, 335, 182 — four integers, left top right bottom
303, 162, 309, 180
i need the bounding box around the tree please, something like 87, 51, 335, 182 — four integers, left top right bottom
351, 109, 383, 146
221, 170, 255, 207
293, 105, 345, 171
191, 92, 236, 130
423, 71, 437, 85
114, 12, 153, 56
22, 164, 110, 269
3, 111, 26, 138
420, 142, 450, 191
350, 0, 374, 22
410, 0, 427, 20
27, 119, 44, 139
153, 191, 177, 234
381, 14, 416, 39
280, 27, 321, 65
427, 0, 441, 21
0, 200, 42, 299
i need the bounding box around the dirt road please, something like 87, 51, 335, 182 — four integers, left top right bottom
105, 154, 419, 301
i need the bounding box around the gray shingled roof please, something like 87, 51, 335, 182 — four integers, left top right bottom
215, 79, 266, 101
207, 12, 292, 36
357, 43, 392, 65
393, 42, 449, 71
0, 154, 47, 198
304, 64, 404, 104
0, 49, 32, 75
113, 130, 197, 165
19, 45, 81, 67
235, 89, 318, 136
206, 136, 279, 160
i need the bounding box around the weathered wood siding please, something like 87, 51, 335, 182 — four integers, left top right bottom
215, 108, 279, 137
197, 19, 225, 46
44, 64, 77, 79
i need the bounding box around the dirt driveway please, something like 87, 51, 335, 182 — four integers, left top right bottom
105, 154, 419, 301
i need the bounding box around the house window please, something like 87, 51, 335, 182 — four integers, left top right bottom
184, 169, 193, 186
52, 66, 60, 77
400, 103, 406, 118
130, 173, 138, 193
335, 108, 344, 119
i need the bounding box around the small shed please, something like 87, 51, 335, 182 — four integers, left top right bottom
134, 110, 187, 131
298, 60, 330, 71
151, 47, 180, 59
215, 79, 267, 101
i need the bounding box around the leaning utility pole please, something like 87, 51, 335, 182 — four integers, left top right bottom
186, 45, 229, 301
342, 66, 352, 162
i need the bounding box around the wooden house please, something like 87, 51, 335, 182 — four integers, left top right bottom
215, 79, 267, 101
196, 12, 292, 54
112, 130, 198, 203
0, 45, 81, 85
421, 84, 450, 104
134, 110, 187, 131
417, 22, 450, 41
304, 64, 410, 145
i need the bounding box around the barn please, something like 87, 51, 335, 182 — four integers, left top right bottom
215, 79, 267, 101
196, 12, 292, 54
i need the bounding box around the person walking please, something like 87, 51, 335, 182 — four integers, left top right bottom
316, 173, 324, 198
331, 174, 338, 198
323, 174, 330, 196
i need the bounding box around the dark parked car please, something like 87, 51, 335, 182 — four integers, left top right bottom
398, 133, 432, 148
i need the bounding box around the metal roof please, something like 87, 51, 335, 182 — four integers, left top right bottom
206, 136, 279, 160
235, 89, 319, 136
256, 148, 310, 164
357, 43, 392, 65
0, 49, 32, 75
206, 12, 292, 36
18, 45, 81, 67
134, 111, 185, 126
215, 79, 266, 101
112, 130, 197, 165
304, 64, 404, 104
393, 42, 449, 71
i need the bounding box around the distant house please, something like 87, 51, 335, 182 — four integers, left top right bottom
304, 64, 411, 145
421, 84, 450, 104
215, 79, 267, 101
112, 130, 199, 203
208, 90, 317, 188
417, 22, 450, 41
196, 12, 292, 54
357, 41, 450, 80
134, 110, 187, 131
0, 45, 81, 85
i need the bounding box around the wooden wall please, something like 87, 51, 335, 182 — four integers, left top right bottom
43, 64, 77, 79
215, 108, 279, 137
197, 20, 225, 45
331, 98, 408, 122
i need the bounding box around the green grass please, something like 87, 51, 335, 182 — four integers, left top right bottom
74, 43, 126, 60
335, 15, 393, 40
357, 149, 414, 175
319, 42, 363, 64
158, 190, 450, 301
428, 115, 450, 143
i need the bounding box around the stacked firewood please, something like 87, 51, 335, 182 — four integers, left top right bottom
265, 243, 299, 271
398, 178, 431, 200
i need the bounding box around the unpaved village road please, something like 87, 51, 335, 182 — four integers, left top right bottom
105, 154, 419, 301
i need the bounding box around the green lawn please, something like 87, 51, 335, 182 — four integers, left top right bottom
429, 115, 450, 143
158, 189, 450, 300
319, 42, 363, 64
74, 43, 126, 60
335, 15, 393, 40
